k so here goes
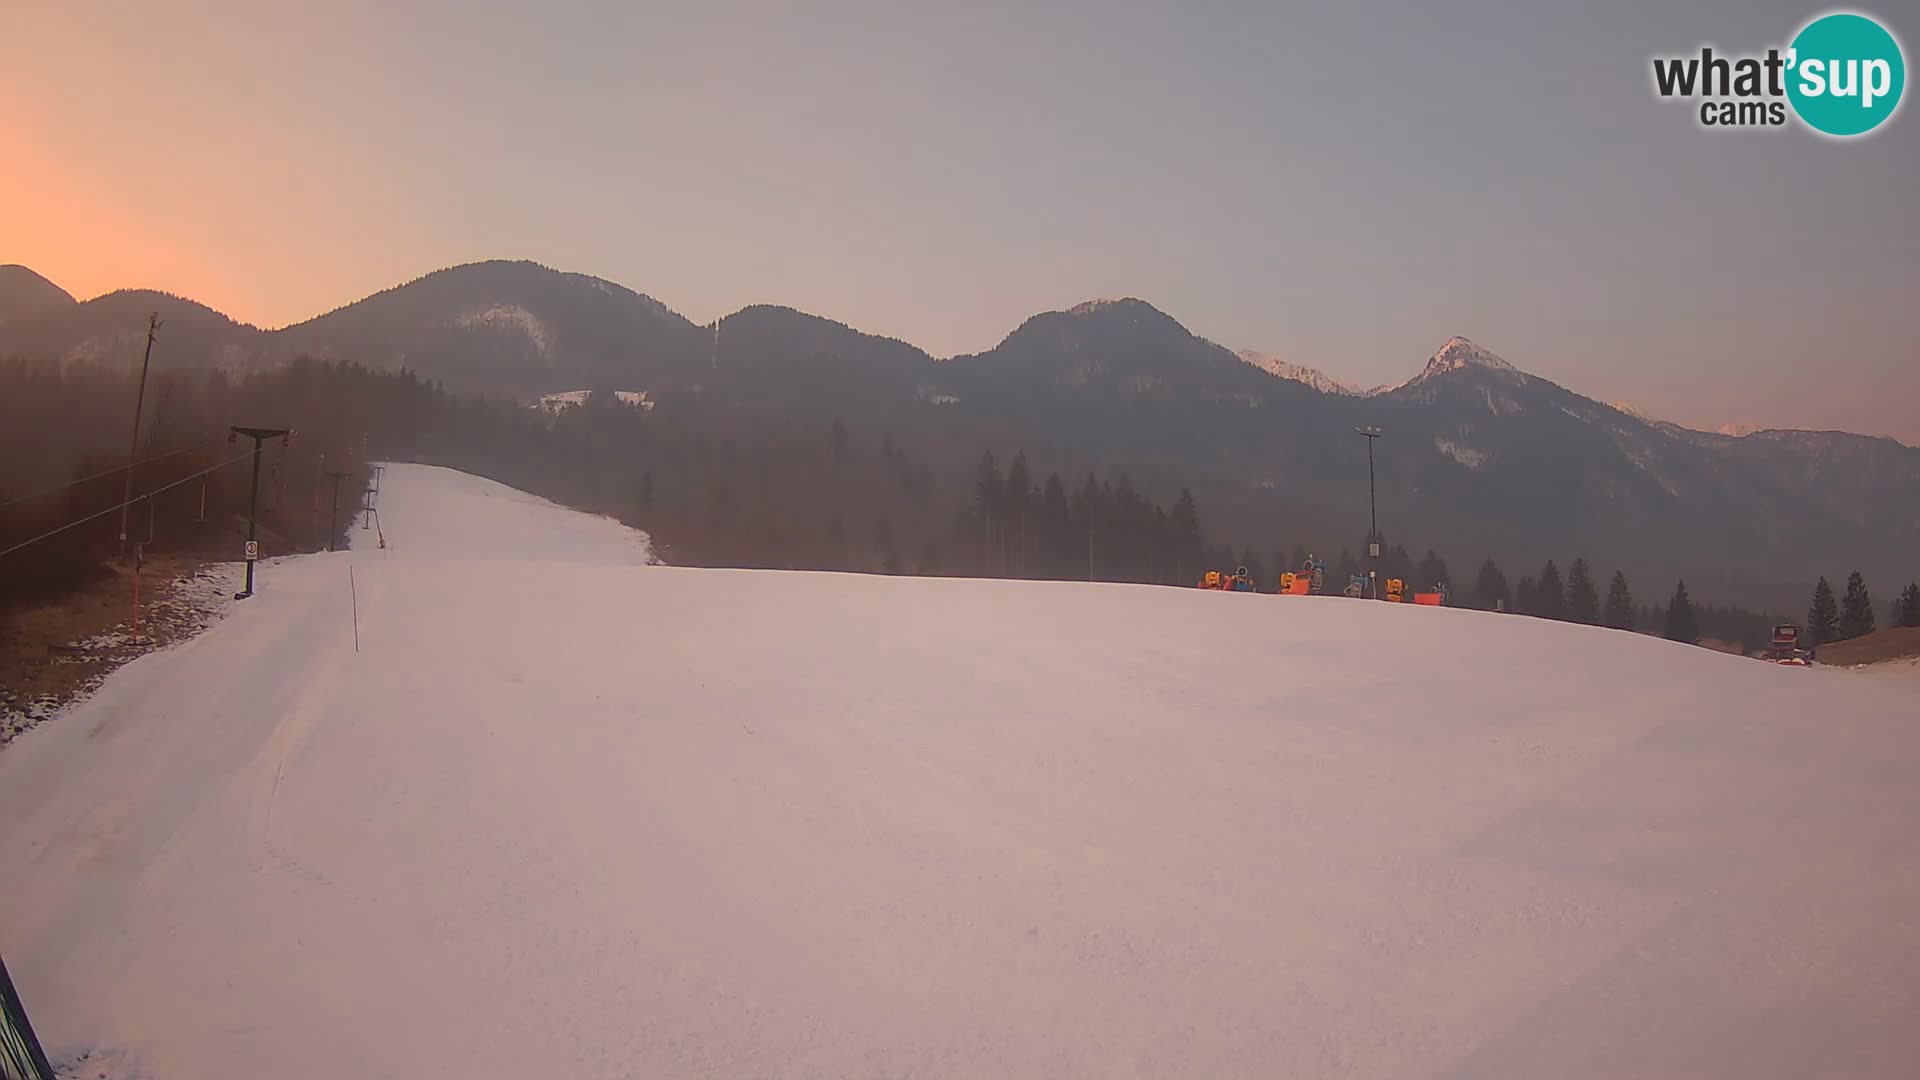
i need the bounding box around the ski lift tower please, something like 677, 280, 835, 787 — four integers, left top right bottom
230, 426, 291, 599
1356, 426, 1382, 598
323, 470, 352, 551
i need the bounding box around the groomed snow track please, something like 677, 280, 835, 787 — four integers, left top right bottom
2, 464, 1917, 1078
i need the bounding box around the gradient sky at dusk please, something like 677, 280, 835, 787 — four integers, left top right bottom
4, 1, 1915, 441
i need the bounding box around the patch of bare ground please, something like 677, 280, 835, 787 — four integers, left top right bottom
0, 554, 242, 746
1816, 626, 1920, 667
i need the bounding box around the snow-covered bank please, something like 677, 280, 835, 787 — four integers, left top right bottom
1, 560, 245, 745
2, 465, 1916, 1078
1833, 656, 1920, 685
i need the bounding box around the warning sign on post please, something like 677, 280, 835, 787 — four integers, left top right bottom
245, 540, 259, 561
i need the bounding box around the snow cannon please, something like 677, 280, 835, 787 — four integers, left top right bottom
1384, 578, 1406, 603
1200, 570, 1223, 590
1279, 572, 1311, 595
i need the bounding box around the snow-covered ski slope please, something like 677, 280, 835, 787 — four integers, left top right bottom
3, 464, 1917, 1079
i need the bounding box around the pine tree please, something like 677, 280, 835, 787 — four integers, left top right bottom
1003, 452, 1034, 576
1384, 543, 1413, 583
1039, 473, 1071, 579
1663, 580, 1699, 643
971, 452, 1003, 573
1334, 548, 1359, 591
1807, 577, 1841, 646
1603, 570, 1635, 630
1535, 560, 1566, 620
1566, 557, 1600, 624
1895, 582, 1920, 628
1168, 489, 1203, 585
1513, 575, 1537, 616
1472, 558, 1510, 611
1415, 549, 1451, 592
1075, 473, 1101, 581
1838, 570, 1876, 640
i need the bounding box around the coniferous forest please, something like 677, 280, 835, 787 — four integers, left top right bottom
1, 358, 1222, 608
2, 356, 1905, 658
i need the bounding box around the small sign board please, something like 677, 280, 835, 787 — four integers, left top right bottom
1369, 542, 1381, 557
244, 540, 259, 561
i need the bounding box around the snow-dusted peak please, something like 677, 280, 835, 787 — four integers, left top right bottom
1375, 336, 1524, 395
1422, 336, 1516, 376
1234, 349, 1356, 395
1066, 297, 1155, 316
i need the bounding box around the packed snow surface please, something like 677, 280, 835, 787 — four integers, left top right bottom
453, 303, 555, 360
4, 465, 1919, 1079
535, 389, 654, 413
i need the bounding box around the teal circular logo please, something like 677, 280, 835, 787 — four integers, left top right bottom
1787, 13, 1905, 136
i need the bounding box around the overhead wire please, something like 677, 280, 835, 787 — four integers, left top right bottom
0, 448, 258, 560
0, 446, 201, 510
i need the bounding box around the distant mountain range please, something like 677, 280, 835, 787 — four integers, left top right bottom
1233, 336, 1515, 398
4, 259, 1914, 608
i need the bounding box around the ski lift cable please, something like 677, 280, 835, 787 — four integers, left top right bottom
0, 446, 202, 510
0, 448, 257, 561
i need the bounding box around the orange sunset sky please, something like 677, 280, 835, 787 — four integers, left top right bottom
5, 2, 1916, 442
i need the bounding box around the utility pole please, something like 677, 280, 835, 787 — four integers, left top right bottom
314, 453, 324, 550
118, 313, 161, 560
231, 426, 290, 599
1086, 498, 1096, 583
324, 470, 351, 551
1357, 426, 1382, 598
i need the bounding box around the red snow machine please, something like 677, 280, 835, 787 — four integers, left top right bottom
1761, 623, 1813, 666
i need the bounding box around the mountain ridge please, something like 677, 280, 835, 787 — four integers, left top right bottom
2, 260, 1900, 450
0, 264, 79, 325
3, 259, 1914, 609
